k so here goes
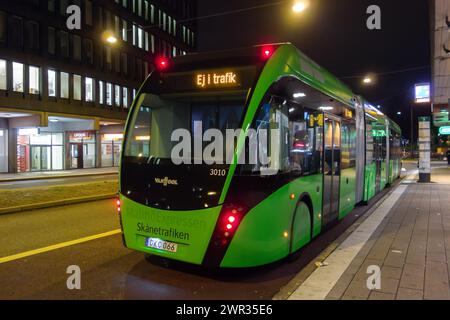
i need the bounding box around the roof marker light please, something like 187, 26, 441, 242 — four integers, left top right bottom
261, 46, 274, 60
155, 56, 170, 71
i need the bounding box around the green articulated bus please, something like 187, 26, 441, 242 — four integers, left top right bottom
118, 43, 402, 268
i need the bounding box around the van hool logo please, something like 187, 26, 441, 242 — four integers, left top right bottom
154, 177, 178, 187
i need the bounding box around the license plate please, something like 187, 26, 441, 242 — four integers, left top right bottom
145, 238, 178, 253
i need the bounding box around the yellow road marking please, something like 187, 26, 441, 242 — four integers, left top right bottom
0, 229, 122, 264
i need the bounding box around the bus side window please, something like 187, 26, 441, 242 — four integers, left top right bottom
288, 103, 323, 177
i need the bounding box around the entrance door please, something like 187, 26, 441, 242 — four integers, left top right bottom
322, 117, 341, 227
70, 143, 84, 169
30, 146, 51, 171
31, 146, 41, 171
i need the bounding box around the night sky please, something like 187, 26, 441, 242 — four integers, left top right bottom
196, 0, 431, 139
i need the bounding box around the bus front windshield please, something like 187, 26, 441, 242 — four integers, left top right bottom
124, 92, 248, 164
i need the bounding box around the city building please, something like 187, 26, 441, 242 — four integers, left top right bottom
0, 0, 197, 173
431, 0, 450, 156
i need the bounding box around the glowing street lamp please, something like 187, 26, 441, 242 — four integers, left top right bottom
106, 35, 118, 44
363, 76, 373, 85
102, 31, 119, 45
292, 1, 309, 13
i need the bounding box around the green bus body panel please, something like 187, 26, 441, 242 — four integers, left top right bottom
339, 167, 357, 219
364, 163, 377, 202
221, 174, 322, 268
120, 195, 221, 265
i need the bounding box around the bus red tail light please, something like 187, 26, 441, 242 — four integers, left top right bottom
155, 56, 170, 71
218, 204, 246, 241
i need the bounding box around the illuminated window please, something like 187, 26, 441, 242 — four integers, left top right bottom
0, 59, 6, 90
123, 87, 128, 108
145, 32, 149, 51
99, 81, 104, 104
106, 82, 112, 106
122, 20, 127, 41
150, 5, 155, 23
48, 69, 56, 97
73, 75, 82, 100
12, 62, 24, 92
138, 28, 144, 49
132, 25, 137, 46
28, 66, 41, 94
60, 72, 69, 98
85, 77, 94, 102
115, 84, 121, 107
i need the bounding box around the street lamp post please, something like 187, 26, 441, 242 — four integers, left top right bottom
292, 0, 310, 13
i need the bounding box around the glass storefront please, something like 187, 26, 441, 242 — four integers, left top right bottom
17, 130, 63, 172
11, 123, 124, 172
0, 129, 7, 172
101, 134, 123, 167
68, 131, 96, 169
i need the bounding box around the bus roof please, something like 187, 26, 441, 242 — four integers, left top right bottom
163, 43, 401, 134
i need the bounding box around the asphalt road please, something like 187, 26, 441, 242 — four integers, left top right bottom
0, 187, 393, 300
0, 174, 117, 190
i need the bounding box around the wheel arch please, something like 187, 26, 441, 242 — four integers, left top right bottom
289, 192, 314, 254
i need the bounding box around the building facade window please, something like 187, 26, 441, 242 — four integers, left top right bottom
0, 59, 6, 90
48, 0, 55, 12
59, 31, 69, 58
123, 87, 128, 108
60, 72, 69, 98
48, 69, 56, 97
48, 27, 56, 55
138, 27, 144, 49
85, 77, 94, 102
83, 39, 94, 64
72, 35, 82, 61
0, 11, 7, 43
115, 84, 121, 107
12, 62, 24, 92
24, 20, 39, 50
106, 82, 112, 106
121, 53, 128, 75
99, 80, 104, 104
29, 66, 40, 94
85, 0, 93, 26
73, 75, 82, 100
122, 20, 127, 41
10, 16, 24, 49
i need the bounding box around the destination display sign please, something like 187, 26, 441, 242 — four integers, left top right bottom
160, 66, 257, 94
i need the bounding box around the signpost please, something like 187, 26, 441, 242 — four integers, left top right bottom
418, 117, 431, 183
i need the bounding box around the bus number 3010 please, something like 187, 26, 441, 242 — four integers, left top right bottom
210, 169, 227, 177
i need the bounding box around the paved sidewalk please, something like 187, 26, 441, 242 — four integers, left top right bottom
289, 166, 450, 300
0, 167, 118, 182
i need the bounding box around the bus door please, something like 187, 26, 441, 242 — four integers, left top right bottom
374, 136, 382, 193
322, 116, 341, 227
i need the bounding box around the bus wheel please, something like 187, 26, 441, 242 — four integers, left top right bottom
287, 201, 312, 263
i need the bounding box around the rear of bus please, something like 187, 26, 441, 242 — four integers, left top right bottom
118, 47, 268, 267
